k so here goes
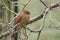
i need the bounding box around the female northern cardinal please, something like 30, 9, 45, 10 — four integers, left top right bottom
12, 10, 31, 40
14, 10, 31, 30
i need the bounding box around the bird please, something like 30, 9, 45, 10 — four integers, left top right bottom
11, 10, 31, 40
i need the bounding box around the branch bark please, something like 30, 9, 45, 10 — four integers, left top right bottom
0, 1, 60, 39
28, 1, 60, 24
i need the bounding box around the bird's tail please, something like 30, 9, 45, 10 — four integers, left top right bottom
11, 26, 18, 40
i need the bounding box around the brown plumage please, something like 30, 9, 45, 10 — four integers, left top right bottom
12, 10, 31, 39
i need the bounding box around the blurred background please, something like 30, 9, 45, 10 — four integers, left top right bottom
0, 0, 60, 40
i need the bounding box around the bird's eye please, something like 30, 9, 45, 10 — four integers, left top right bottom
26, 11, 29, 13
23, 10, 30, 14
26, 11, 30, 14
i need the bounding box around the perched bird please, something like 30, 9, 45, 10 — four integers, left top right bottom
11, 10, 31, 40
14, 10, 31, 31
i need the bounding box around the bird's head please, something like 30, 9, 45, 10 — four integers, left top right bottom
23, 10, 31, 15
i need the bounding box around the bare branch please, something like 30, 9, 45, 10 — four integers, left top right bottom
1, 0, 17, 15
27, 1, 60, 40
28, 1, 60, 24
0, 18, 8, 24
26, 28, 39, 33
19, 0, 31, 13
40, 0, 48, 8
0, 1, 60, 39
37, 7, 50, 40
49, 25, 60, 30
0, 23, 20, 38
26, 6, 50, 40
0, 31, 10, 38
9, 0, 31, 24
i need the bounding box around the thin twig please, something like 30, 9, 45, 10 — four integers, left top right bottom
0, 1, 60, 38
0, 24, 20, 38
1, 0, 17, 15
28, 1, 60, 24
18, 0, 31, 13
37, 7, 50, 40
26, 28, 39, 33
40, 0, 48, 8
9, 0, 31, 24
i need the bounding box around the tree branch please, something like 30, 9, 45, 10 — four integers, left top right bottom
28, 1, 60, 24
0, 1, 60, 39
0, 23, 20, 38
1, 0, 17, 15
9, 0, 31, 24
40, 0, 48, 8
